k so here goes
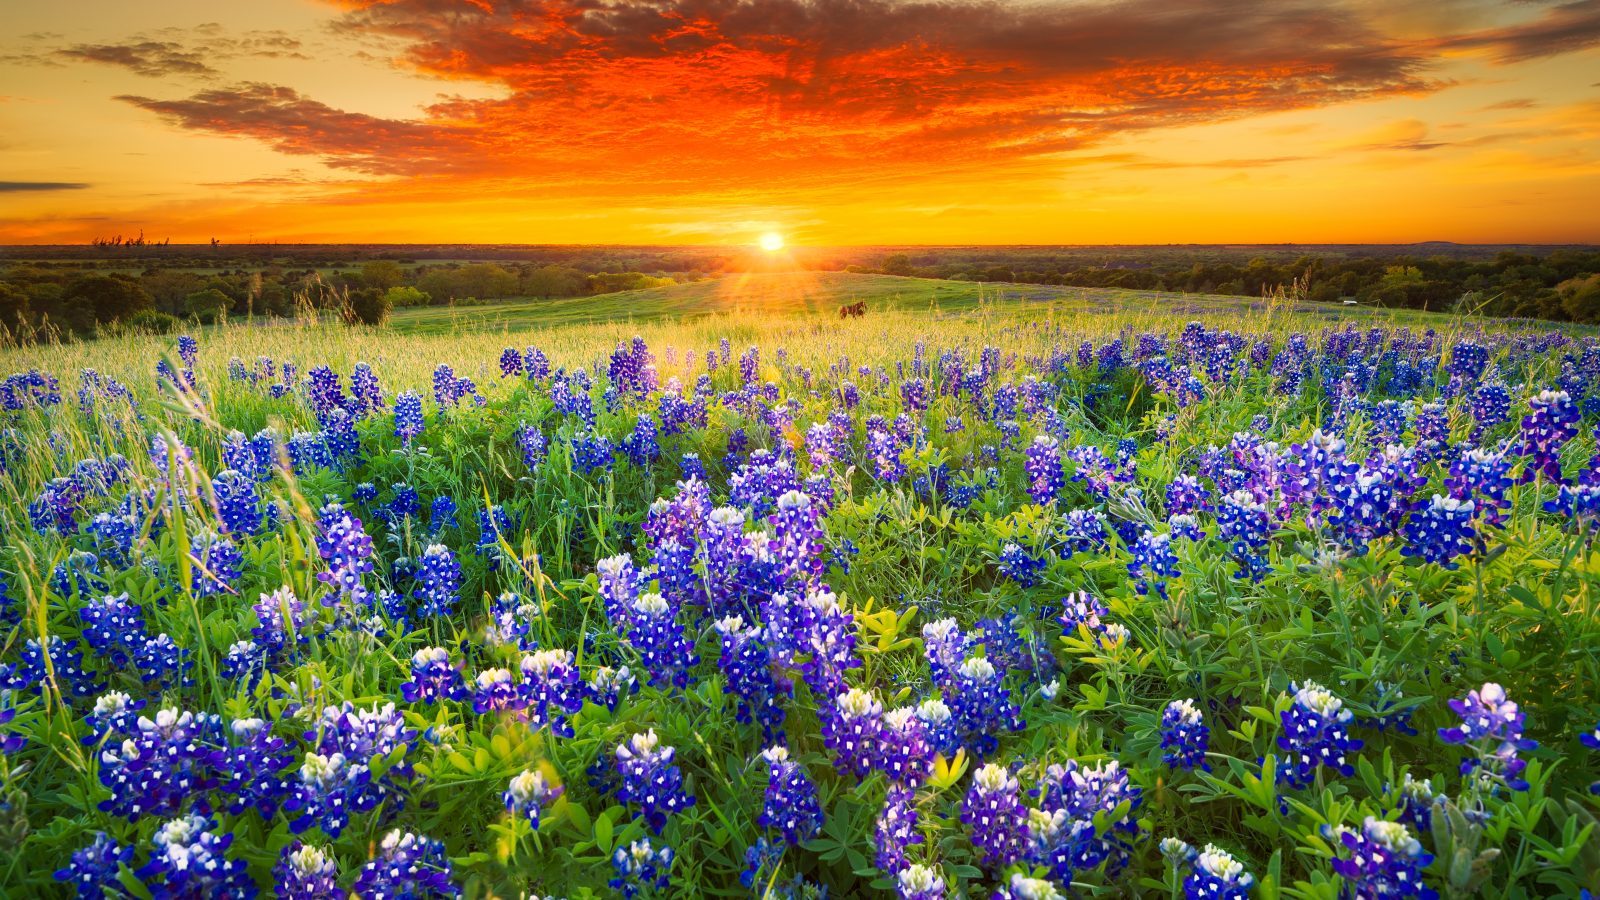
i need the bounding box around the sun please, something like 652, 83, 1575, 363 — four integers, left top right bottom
758, 231, 785, 252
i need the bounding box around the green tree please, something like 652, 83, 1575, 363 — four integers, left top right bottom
348, 288, 391, 325
60, 274, 152, 331
882, 254, 913, 277
361, 260, 405, 291
1557, 274, 1600, 323
185, 288, 232, 323
384, 286, 432, 308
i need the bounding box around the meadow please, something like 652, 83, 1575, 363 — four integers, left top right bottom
2, 290, 1599, 900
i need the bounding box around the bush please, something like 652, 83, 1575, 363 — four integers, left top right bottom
348, 287, 391, 325
384, 286, 431, 308
122, 309, 179, 334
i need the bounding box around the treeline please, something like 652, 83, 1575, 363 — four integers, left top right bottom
0, 260, 678, 342
849, 250, 1600, 322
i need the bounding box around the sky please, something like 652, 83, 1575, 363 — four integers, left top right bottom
1, 0, 1598, 246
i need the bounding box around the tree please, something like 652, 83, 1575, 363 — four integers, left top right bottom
1557, 274, 1600, 323
185, 288, 232, 323
384, 286, 431, 308
882, 254, 913, 277
0, 283, 30, 333
361, 261, 404, 291
348, 288, 391, 325
60, 274, 152, 330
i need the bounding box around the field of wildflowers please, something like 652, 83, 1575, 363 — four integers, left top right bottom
2, 305, 1599, 899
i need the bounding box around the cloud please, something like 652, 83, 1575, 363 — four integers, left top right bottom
117, 84, 465, 175
1433, 0, 1600, 62
58, 41, 219, 77
0, 181, 91, 192
113, 0, 1429, 192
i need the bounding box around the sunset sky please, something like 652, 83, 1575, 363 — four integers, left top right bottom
2, 0, 1598, 245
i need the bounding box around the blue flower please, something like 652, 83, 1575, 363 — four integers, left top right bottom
615, 730, 696, 833
1330, 818, 1437, 900
274, 842, 340, 900
1161, 699, 1211, 772
1438, 682, 1536, 791
714, 615, 789, 741
353, 830, 460, 900
135, 813, 257, 899
54, 832, 134, 900
1277, 681, 1362, 789
1025, 435, 1065, 507
394, 390, 425, 445
610, 838, 674, 898
1183, 844, 1253, 900
961, 762, 1027, 869
504, 768, 563, 829
896, 863, 947, 900
758, 745, 823, 844
400, 646, 468, 704
822, 687, 883, 780
413, 543, 461, 618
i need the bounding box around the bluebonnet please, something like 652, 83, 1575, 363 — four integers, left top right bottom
822, 687, 883, 780
1438, 682, 1536, 790
316, 511, 375, 609
1518, 389, 1580, 482
134, 633, 193, 690
504, 768, 563, 829
1035, 758, 1143, 878
948, 656, 1024, 757
1216, 489, 1271, 581
190, 531, 243, 597
285, 750, 372, 838
1277, 681, 1362, 789
3, 636, 103, 701
587, 665, 635, 712
1025, 435, 1064, 507
1128, 529, 1179, 598
875, 782, 922, 875
78, 591, 147, 668
54, 832, 134, 899
97, 708, 222, 821
572, 429, 617, 474
1446, 448, 1514, 527
500, 347, 524, 377
394, 390, 425, 445
353, 830, 460, 899
273, 842, 340, 900
1183, 844, 1254, 900
414, 543, 461, 618
611, 838, 674, 898
216, 718, 294, 820
518, 649, 585, 737
350, 361, 383, 415
1330, 818, 1437, 900
400, 646, 468, 704
1161, 699, 1211, 771
998, 542, 1047, 588
624, 592, 698, 690
1402, 495, 1476, 569
896, 864, 947, 900
962, 762, 1027, 868
880, 706, 934, 787
136, 813, 258, 899
253, 585, 312, 659
1058, 508, 1108, 556
715, 615, 789, 741
995, 875, 1064, 900
758, 746, 824, 844
615, 729, 696, 832
517, 423, 547, 470
301, 702, 418, 827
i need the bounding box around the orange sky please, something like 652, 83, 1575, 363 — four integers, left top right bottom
2, 0, 1598, 245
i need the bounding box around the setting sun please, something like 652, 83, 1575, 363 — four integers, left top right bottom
759, 232, 785, 252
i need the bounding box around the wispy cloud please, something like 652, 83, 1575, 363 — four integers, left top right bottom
0, 181, 90, 192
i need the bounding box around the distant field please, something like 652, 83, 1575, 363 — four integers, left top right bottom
385, 271, 1459, 335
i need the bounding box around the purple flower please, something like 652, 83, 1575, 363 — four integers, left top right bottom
1277, 681, 1362, 789
758, 746, 823, 844
962, 762, 1028, 869
216, 718, 294, 820
504, 768, 563, 829
1401, 495, 1476, 569
822, 687, 883, 780
611, 838, 674, 899
615, 729, 696, 833
55, 832, 134, 900
1438, 682, 1537, 790
518, 649, 585, 737
896, 864, 947, 900
949, 656, 1024, 758
413, 543, 461, 618
400, 646, 468, 704
1518, 389, 1579, 482
135, 814, 257, 899
1161, 699, 1211, 771
190, 531, 243, 598
394, 390, 425, 445
998, 542, 1047, 588
316, 511, 375, 609
97, 707, 222, 822
1330, 818, 1437, 900
274, 842, 340, 900
1025, 435, 1065, 507
1183, 844, 1253, 900
714, 615, 789, 741
353, 830, 460, 900
875, 782, 923, 875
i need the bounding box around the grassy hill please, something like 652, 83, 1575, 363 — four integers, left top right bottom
384, 272, 1329, 335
